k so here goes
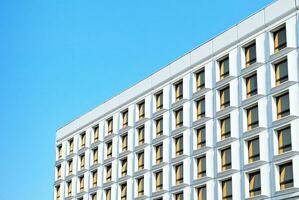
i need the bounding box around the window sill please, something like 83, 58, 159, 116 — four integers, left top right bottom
65, 174, 75, 181
134, 168, 149, 177
104, 133, 117, 142
269, 47, 295, 63
102, 181, 115, 189
75, 191, 86, 198
192, 88, 211, 100
172, 126, 188, 137
103, 157, 116, 165
242, 127, 266, 140
171, 154, 188, 164
192, 117, 212, 128
245, 194, 269, 200
90, 163, 100, 171
243, 160, 267, 171
152, 189, 167, 198
171, 183, 188, 193
135, 117, 150, 128
54, 179, 63, 186
192, 176, 212, 187
216, 106, 237, 118
135, 143, 149, 152
152, 108, 167, 119
172, 98, 188, 109
77, 168, 87, 176
215, 75, 235, 89
217, 169, 238, 179
270, 80, 296, 95
242, 94, 265, 108
152, 162, 168, 171
90, 140, 101, 149
118, 175, 131, 183
272, 115, 298, 129
193, 146, 212, 157
89, 186, 100, 194
152, 135, 167, 145
135, 195, 148, 200
241, 62, 264, 76
78, 147, 88, 155
274, 187, 299, 198
273, 151, 299, 163
118, 150, 132, 159
216, 137, 238, 148
119, 126, 132, 135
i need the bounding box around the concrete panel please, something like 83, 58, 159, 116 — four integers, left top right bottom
150, 65, 170, 88
190, 41, 213, 66
237, 10, 265, 39
212, 25, 238, 53
265, 0, 296, 24
297, 0, 299, 9
169, 53, 191, 77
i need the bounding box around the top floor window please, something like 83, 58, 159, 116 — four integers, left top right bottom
175, 80, 183, 101
245, 42, 256, 67
196, 69, 205, 91
122, 110, 128, 128
107, 118, 113, 134
274, 26, 287, 53
219, 56, 229, 80
138, 101, 145, 120
156, 91, 163, 111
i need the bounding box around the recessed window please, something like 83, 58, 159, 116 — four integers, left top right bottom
106, 188, 111, 200
122, 133, 128, 152
221, 147, 231, 171
196, 69, 205, 91
197, 126, 206, 149
137, 151, 144, 170
278, 126, 292, 154
220, 86, 230, 109
91, 193, 97, 200
92, 170, 97, 187
275, 59, 288, 85
175, 135, 183, 156
248, 137, 260, 163
69, 139, 74, 154
197, 156, 206, 179
196, 98, 205, 120
106, 164, 112, 182
67, 159, 73, 175
93, 148, 98, 164
79, 176, 84, 192
175, 192, 184, 200
274, 26, 287, 53
156, 91, 163, 111
122, 110, 128, 128
121, 158, 127, 176
106, 141, 112, 158
57, 145, 62, 159
175, 80, 183, 101
120, 183, 127, 200
156, 144, 163, 164
56, 165, 61, 179
222, 179, 232, 200
80, 132, 86, 148
93, 125, 99, 142
55, 185, 60, 200
155, 171, 163, 191
80, 154, 85, 170
197, 186, 207, 200
246, 73, 257, 98
249, 171, 261, 197
137, 177, 144, 196
137, 126, 145, 145
276, 92, 290, 119
219, 56, 229, 80
175, 163, 183, 185
107, 118, 113, 134
67, 181, 72, 196
156, 117, 163, 137
220, 116, 231, 140
175, 108, 183, 128
138, 101, 145, 120
247, 105, 259, 130
245, 42, 256, 67
279, 162, 293, 190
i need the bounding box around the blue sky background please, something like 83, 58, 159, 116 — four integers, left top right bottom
0, 0, 272, 199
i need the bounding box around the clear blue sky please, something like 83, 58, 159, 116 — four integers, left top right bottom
0, 0, 272, 199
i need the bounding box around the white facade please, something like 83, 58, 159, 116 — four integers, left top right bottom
54, 0, 299, 199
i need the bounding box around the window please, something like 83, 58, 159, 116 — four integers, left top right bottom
93, 148, 98, 164
248, 138, 260, 163
106, 188, 111, 200
80, 154, 85, 169
156, 91, 163, 111
221, 147, 231, 171
220, 86, 230, 109
222, 179, 232, 200
246, 73, 257, 98
196, 69, 205, 91
175, 192, 184, 200
197, 126, 206, 149
121, 183, 127, 200
156, 144, 163, 164
106, 164, 112, 182
156, 118, 163, 137
107, 118, 113, 134
249, 171, 261, 197
107, 141, 112, 158
137, 126, 144, 145
245, 43, 256, 67
121, 158, 127, 176
278, 126, 292, 154
274, 26, 287, 53
69, 139, 74, 154
175, 164, 183, 185
79, 176, 84, 192
56, 185, 60, 200
197, 156, 206, 178
138, 151, 144, 170
279, 162, 293, 190
247, 105, 259, 130
92, 170, 97, 187
175, 135, 183, 156
56, 165, 61, 179
197, 186, 207, 200
137, 177, 144, 196
220, 116, 231, 140
93, 125, 99, 142
175, 80, 183, 101
122, 133, 128, 152
175, 108, 183, 128
57, 145, 62, 159
91, 193, 97, 200
196, 98, 205, 119
276, 92, 290, 119
275, 59, 288, 85
122, 110, 128, 128
138, 101, 145, 119
68, 159, 73, 175
155, 171, 163, 191
80, 132, 86, 148
219, 56, 229, 80
67, 181, 72, 196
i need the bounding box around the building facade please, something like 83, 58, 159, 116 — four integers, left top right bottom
54, 0, 299, 199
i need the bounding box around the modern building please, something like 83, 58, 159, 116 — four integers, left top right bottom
53, 0, 299, 199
